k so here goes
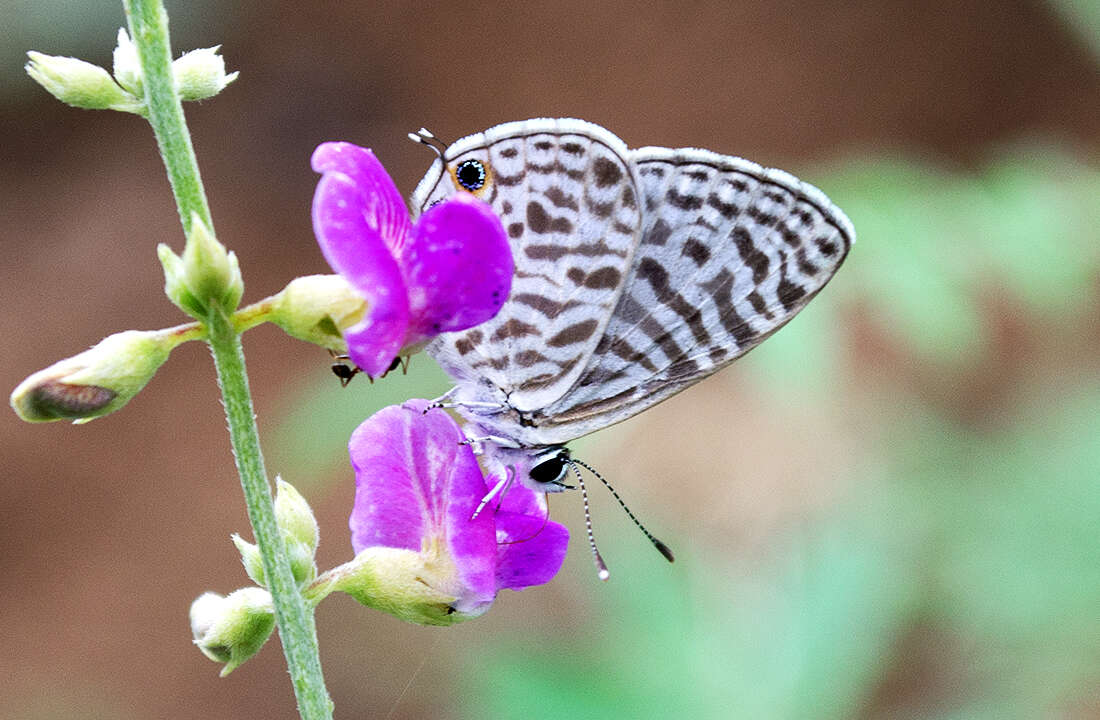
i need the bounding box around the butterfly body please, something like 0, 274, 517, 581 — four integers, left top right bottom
411, 118, 853, 492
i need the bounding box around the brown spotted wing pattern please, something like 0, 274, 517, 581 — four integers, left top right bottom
535, 146, 854, 438
412, 119, 643, 415
411, 119, 853, 448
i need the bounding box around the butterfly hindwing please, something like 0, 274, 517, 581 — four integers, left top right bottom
535, 146, 854, 438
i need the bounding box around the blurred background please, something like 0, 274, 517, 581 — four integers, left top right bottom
3, 1, 1099, 718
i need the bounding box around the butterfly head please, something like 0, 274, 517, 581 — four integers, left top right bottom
410, 130, 495, 210
526, 446, 574, 492
481, 442, 574, 495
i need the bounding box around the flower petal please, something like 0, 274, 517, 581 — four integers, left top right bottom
310, 142, 411, 249
401, 193, 513, 344
311, 143, 410, 375
494, 496, 570, 591
348, 401, 498, 605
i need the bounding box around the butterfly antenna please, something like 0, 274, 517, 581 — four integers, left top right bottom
569, 462, 610, 581
571, 459, 675, 563
407, 127, 448, 157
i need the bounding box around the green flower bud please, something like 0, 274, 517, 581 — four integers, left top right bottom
159, 214, 244, 319
274, 478, 319, 552
25, 51, 143, 114
267, 275, 366, 353
189, 588, 275, 676
231, 534, 265, 587
11, 329, 175, 423
286, 538, 318, 586
173, 45, 238, 101
231, 481, 318, 589
111, 28, 143, 97
274, 479, 319, 585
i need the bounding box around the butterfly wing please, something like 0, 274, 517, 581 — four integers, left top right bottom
412, 119, 643, 414
532, 146, 854, 441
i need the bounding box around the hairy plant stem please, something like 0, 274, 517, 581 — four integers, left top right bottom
205, 309, 332, 719
122, 1, 331, 717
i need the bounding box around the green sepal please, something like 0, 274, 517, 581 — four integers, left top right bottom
286, 538, 318, 587
317, 545, 473, 627
274, 479, 320, 586
267, 274, 366, 353
158, 243, 205, 318
231, 533, 265, 587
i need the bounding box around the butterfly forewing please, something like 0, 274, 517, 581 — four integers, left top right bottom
416, 119, 643, 414
534, 147, 854, 438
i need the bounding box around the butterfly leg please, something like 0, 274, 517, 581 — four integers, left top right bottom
470, 467, 514, 521
424, 387, 457, 409
429, 400, 509, 414
460, 434, 521, 455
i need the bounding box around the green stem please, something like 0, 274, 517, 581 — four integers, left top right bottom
205, 310, 332, 719
123, 0, 210, 237
232, 296, 277, 333
122, 2, 332, 718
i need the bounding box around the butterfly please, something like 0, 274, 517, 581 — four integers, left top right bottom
410, 118, 853, 573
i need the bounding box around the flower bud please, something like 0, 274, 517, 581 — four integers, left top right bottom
231, 534, 265, 587
172, 45, 238, 101
111, 28, 142, 97
25, 51, 143, 114
286, 538, 318, 586
190, 588, 275, 676
159, 214, 244, 318
274, 478, 319, 552
11, 329, 175, 423
267, 275, 366, 353
275, 479, 320, 585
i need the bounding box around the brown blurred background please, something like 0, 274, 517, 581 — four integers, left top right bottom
3, 1, 1099, 719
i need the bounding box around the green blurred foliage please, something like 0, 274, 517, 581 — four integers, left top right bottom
267, 355, 452, 487
1045, 0, 1100, 60
457, 149, 1100, 719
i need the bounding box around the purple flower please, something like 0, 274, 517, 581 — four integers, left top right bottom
311, 143, 512, 377
346, 400, 569, 622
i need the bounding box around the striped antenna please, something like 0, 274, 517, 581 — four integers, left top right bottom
571, 459, 675, 563
407, 127, 448, 156
569, 461, 610, 580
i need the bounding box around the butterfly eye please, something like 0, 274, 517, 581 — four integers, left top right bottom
529, 452, 570, 485
454, 159, 488, 192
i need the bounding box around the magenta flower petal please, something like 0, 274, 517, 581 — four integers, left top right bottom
494, 498, 570, 591
348, 401, 497, 606
401, 192, 514, 344
310, 142, 411, 250
311, 144, 411, 375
